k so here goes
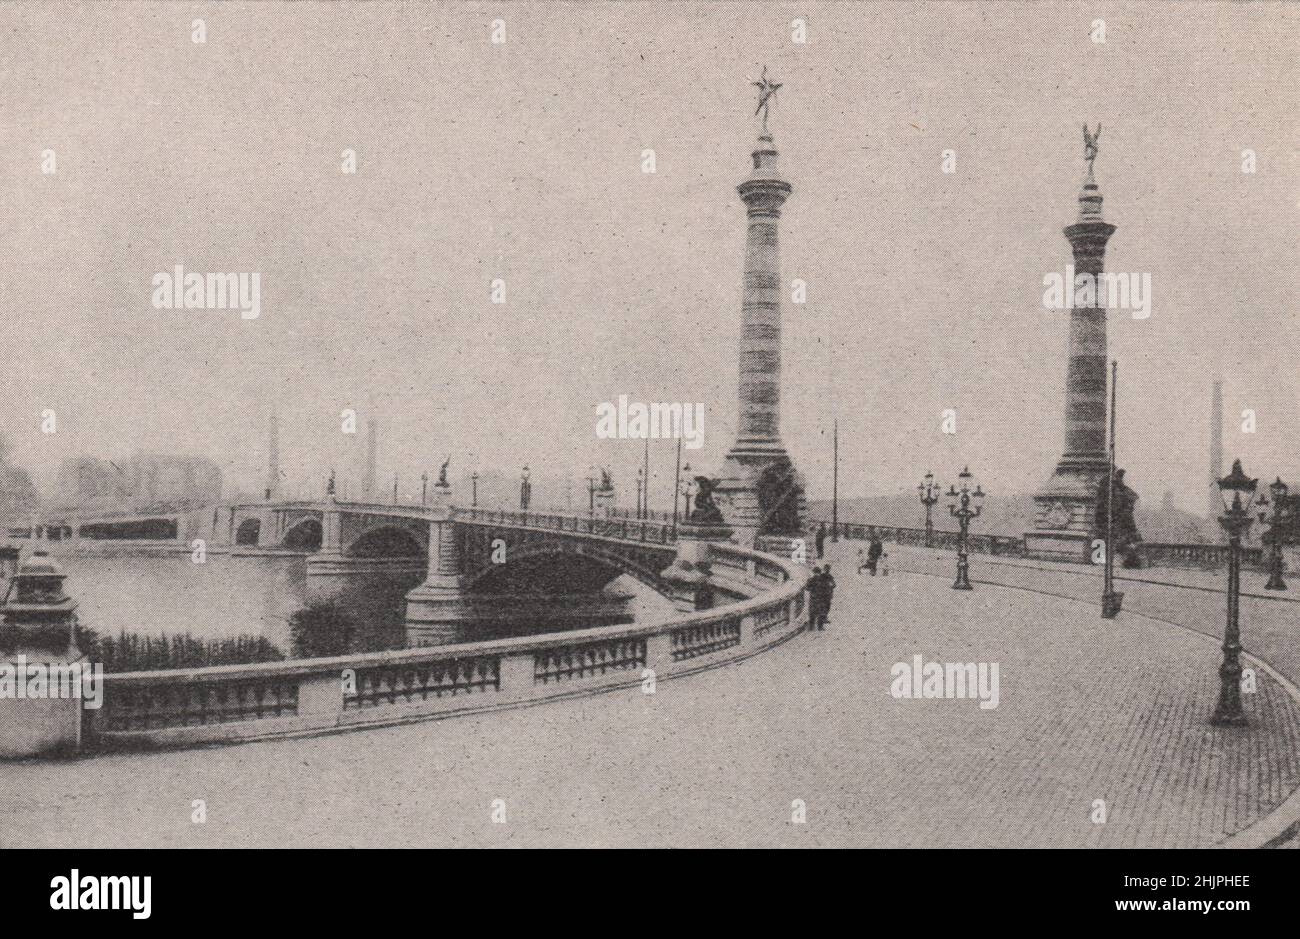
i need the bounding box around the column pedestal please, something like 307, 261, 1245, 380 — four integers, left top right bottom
659, 520, 733, 612
306, 505, 348, 574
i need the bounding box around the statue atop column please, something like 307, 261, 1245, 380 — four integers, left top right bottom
436, 456, 450, 489
751, 66, 782, 135
1082, 123, 1101, 181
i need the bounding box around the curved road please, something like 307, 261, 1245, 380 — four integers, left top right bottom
4, 540, 1300, 848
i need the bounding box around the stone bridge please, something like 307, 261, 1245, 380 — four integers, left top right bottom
224, 497, 711, 636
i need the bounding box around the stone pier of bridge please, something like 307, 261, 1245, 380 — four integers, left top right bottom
402, 485, 474, 638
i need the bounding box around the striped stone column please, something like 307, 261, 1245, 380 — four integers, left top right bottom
715, 129, 805, 545
1027, 163, 1125, 562
734, 134, 791, 452
1059, 181, 1115, 472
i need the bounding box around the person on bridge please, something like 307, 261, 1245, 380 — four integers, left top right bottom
815, 522, 827, 559
819, 564, 836, 628
808, 566, 827, 628
865, 538, 884, 576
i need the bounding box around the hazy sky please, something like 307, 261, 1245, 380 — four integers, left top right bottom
1, 1, 1296, 515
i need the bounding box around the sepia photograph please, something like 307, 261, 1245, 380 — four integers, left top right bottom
1, 0, 1297, 919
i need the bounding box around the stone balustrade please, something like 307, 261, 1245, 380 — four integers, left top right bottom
455, 506, 676, 546
818, 520, 1272, 571
82, 542, 808, 751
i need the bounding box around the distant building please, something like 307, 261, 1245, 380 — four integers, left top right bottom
0, 435, 39, 519
0, 463, 39, 518
51, 454, 222, 511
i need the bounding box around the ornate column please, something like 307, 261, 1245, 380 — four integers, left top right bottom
1027, 125, 1133, 562
714, 69, 806, 548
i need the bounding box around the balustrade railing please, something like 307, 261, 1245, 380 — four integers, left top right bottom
345, 656, 501, 709
95, 678, 300, 732
455, 506, 676, 545
815, 519, 1270, 570
84, 540, 808, 750
535, 638, 648, 684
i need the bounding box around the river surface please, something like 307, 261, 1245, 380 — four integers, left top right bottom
57, 551, 677, 659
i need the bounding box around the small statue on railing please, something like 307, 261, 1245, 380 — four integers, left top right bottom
326, 469, 336, 498
437, 456, 451, 489
600, 467, 613, 492
689, 476, 725, 525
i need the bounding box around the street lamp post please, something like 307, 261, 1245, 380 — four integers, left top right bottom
471, 471, 479, 508
421, 471, 428, 506
1212, 459, 1259, 726
947, 467, 984, 591
520, 465, 531, 511
1261, 477, 1288, 591
831, 418, 839, 542
587, 468, 597, 518
636, 467, 644, 520
392, 473, 398, 505
918, 471, 940, 548
674, 462, 692, 536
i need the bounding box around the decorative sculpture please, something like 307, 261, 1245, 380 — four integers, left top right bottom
1082, 123, 1102, 180
690, 476, 725, 525
752, 66, 782, 135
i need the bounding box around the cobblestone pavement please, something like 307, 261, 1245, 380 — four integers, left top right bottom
4, 550, 1300, 848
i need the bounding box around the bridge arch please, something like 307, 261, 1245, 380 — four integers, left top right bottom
344, 525, 425, 558
281, 518, 323, 551
463, 538, 673, 599
235, 518, 261, 546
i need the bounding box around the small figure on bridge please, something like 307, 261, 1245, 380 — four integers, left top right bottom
815, 522, 827, 559
857, 537, 883, 576
600, 468, 613, 492
808, 564, 835, 630
326, 469, 336, 497
821, 563, 836, 626
1095, 468, 1142, 568
689, 477, 725, 525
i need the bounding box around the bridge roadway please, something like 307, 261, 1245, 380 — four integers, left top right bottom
6, 541, 1300, 848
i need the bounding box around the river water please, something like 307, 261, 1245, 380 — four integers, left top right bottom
56, 551, 677, 659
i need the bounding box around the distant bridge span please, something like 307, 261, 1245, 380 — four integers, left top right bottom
224, 499, 689, 607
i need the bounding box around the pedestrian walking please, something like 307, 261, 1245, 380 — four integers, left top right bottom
866, 538, 884, 576
815, 522, 827, 560
808, 565, 826, 629
820, 564, 836, 628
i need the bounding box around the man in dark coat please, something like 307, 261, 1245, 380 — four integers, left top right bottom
819, 564, 837, 628
815, 522, 827, 559
808, 566, 826, 629
1095, 468, 1143, 568
866, 538, 884, 575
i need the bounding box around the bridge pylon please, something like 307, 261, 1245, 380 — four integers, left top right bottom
404, 486, 474, 635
